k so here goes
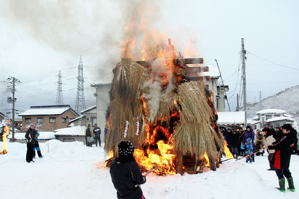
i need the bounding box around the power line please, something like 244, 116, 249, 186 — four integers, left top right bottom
247, 51, 299, 71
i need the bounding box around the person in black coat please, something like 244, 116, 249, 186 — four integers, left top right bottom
93, 124, 101, 147
110, 141, 146, 199
25, 124, 38, 163
85, 124, 92, 147
268, 124, 297, 192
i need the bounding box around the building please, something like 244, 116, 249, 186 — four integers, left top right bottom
90, 83, 111, 129
217, 111, 245, 128
69, 105, 97, 126
250, 109, 298, 130
19, 105, 79, 132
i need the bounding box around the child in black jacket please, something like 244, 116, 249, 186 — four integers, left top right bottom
110, 141, 146, 199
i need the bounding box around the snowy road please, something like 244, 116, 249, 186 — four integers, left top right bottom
0, 140, 298, 199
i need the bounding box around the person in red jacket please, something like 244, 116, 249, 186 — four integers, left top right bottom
268, 124, 297, 192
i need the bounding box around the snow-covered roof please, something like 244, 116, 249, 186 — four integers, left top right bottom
8, 131, 55, 140
80, 105, 96, 114
266, 116, 294, 123
54, 126, 86, 136
256, 109, 286, 115
0, 112, 5, 117
19, 105, 78, 116
217, 111, 245, 125
69, 115, 85, 123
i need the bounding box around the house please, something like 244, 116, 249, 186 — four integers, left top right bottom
189, 65, 229, 112
0, 112, 5, 122
19, 105, 79, 132
69, 105, 97, 127
250, 109, 298, 130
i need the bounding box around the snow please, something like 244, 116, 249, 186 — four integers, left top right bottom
69, 115, 85, 123
256, 109, 286, 115
0, 140, 298, 199
19, 107, 70, 116
218, 111, 245, 125
7, 131, 55, 140
80, 105, 96, 114
266, 116, 295, 123
54, 126, 86, 136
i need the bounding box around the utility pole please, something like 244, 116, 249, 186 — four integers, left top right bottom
236, 94, 240, 111
56, 70, 63, 105
75, 56, 86, 113
7, 77, 21, 142
241, 38, 247, 127
259, 90, 262, 110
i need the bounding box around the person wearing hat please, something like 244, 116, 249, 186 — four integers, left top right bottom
110, 141, 146, 199
268, 124, 297, 192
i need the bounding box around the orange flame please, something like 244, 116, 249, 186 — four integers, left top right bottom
223, 141, 234, 159
0, 125, 9, 154
134, 140, 176, 175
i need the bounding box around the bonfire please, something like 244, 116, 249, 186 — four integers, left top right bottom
104, 39, 232, 175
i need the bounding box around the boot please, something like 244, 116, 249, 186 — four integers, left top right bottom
276, 178, 286, 192
287, 177, 295, 192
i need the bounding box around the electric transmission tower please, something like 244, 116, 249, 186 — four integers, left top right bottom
56, 70, 63, 105
75, 56, 86, 113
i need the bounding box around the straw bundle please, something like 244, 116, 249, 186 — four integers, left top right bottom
173, 81, 224, 168
104, 59, 148, 152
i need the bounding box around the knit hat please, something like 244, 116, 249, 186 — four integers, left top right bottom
118, 141, 134, 157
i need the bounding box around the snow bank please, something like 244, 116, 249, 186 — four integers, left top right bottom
0, 141, 298, 199
54, 125, 85, 136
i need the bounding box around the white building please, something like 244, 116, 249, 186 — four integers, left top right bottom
250, 109, 298, 130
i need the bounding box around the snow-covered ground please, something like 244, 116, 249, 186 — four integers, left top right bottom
0, 140, 298, 199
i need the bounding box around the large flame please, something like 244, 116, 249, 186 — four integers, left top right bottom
134, 140, 176, 175
0, 125, 9, 154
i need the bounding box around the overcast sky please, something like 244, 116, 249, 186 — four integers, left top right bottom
0, 0, 298, 115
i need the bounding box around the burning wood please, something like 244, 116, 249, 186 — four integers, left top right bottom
104, 40, 231, 175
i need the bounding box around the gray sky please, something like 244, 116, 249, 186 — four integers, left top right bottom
0, 0, 299, 115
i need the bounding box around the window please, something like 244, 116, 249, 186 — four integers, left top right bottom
62, 117, 68, 123
37, 117, 44, 125
265, 115, 272, 120
91, 117, 96, 126
25, 118, 31, 124
49, 117, 56, 123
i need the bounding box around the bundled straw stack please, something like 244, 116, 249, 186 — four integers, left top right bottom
105, 58, 148, 153
105, 58, 225, 173
173, 81, 224, 171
